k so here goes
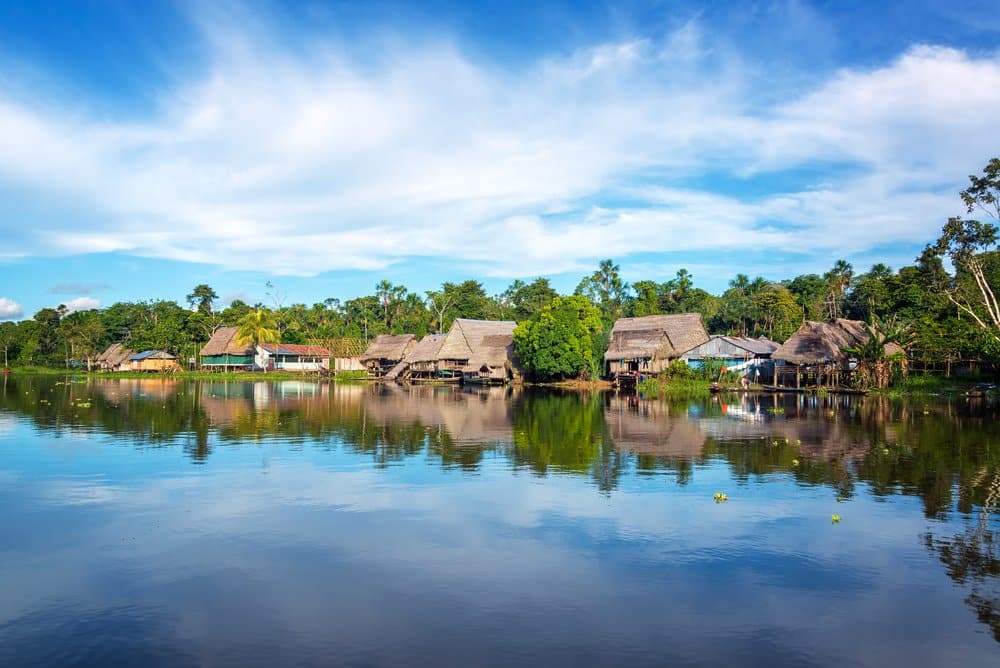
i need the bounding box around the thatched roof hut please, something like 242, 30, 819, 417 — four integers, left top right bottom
437, 319, 517, 376
404, 334, 447, 365
360, 334, 417, 364
201, 327, 254, 356
604, 314, 709, 374
96, 343, 134, 371
200, 326, 256, 369
465, 333, 519, 382
772, 319, 901, 366
360, 334, 417, 377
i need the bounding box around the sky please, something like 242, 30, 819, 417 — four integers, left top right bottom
1, 0, 999, 320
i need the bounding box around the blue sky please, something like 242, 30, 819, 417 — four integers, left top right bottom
1, 0, 999, 319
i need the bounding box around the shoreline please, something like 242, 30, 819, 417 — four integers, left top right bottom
2, 368, 989, 398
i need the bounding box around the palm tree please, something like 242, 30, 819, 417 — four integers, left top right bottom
841, 315, 913, 389
824, 259, 854, 319
236, 309, 280, 372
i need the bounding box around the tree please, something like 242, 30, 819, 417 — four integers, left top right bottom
186, 284, 218, 315
921, 159, 1000, 344
497, 278, 558, 322
0, 321, 16, 368
575, 259, 630, 326
785, 274, 827, 321
513, 296, 604, 380
235, 309, 279, 370
841, 315, 914, 389
59, 311, 105, 370
823, 260, 854, 320
752, 286, 803, 341
426, 280, 490, 333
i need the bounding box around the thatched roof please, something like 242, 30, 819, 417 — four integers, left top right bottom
404, 334, 447, 363
438, 319, 517, 361
466, 334, 515, 370
360, 334, 417, 363
773, 319, 902, 366
200, 327, 255, 357
604, 314, 709, 361
97, 343, 134, 367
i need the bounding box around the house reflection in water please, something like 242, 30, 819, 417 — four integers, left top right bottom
605, 395, 705, 458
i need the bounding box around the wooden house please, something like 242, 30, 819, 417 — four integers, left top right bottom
679, 335, 779, 382
255, 343, 332, 372
392, 334, 447, 382
96, 343, 134, 372
360, 334, 417, 377
772, 319, 903, 388
200, 327, 255, 371
463, 333, 520, 384
127, 350, 180, 373
437, 319, 517, 381
604, 314, 709, 379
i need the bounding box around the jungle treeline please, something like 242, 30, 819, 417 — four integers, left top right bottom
2, 159, 1000, 372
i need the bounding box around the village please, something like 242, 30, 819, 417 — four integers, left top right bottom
91, 313, 902, 393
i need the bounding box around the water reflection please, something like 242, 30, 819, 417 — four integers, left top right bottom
4, 376, 1000, 508
2, 375, 1000, 663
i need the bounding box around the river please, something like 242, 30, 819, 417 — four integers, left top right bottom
0, 376, 998, 666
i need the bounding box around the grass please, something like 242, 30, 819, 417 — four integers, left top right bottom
5, 367, 373, 382
873, 373, 975, 397
637, 376, 713, 399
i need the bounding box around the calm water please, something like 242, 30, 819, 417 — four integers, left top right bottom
1, 376, 999, 667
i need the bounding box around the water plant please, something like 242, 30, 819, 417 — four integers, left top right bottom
713, 491, 728, 503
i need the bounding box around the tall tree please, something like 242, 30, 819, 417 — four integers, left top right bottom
823, 260, 854, 320
0, 321, 16, 368
514, 296, 604, 380
575, 259, 630, 326
922, 159, 1000, 345
186, 284, 219, 315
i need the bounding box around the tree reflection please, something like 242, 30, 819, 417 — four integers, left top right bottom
925, 470, 1000, 643
5, 375, 1000, 641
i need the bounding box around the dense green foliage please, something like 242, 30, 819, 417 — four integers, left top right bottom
513, 296, 604, 380
3, 160, 1000, 374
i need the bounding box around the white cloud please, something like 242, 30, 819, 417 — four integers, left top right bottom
0, 16, 997, 277
61, 297, 101, 314
0, 297, 22, 319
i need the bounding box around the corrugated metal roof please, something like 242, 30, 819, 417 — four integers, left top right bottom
130, 350, 176, 361
259, 343, 332, 356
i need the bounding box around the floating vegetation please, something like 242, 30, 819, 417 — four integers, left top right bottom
831, 514, 842, 524
713, 491, 728, 503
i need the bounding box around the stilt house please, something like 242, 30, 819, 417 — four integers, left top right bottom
200, 327, 256, 371
127, 350, 180, 373
437, 319, 518, 381
679, 335, 779, 382
604, 314, 710, 378
394, 334, 447, 382
463, 333, 519, 384
256, 344, 332, 372
96, 343, 134, 372
772, 319, 904, 388
360, 334, 417, 377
